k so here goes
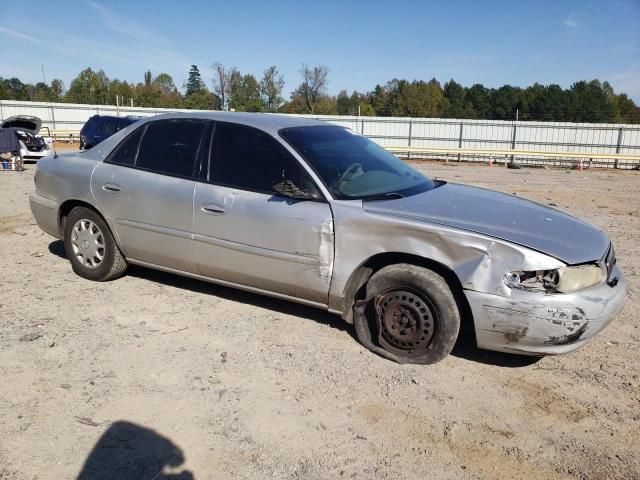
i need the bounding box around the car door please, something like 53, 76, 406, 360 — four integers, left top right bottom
193, 122, 334, 305
91, 118, 209, 273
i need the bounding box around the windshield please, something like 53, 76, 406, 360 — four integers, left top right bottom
279, 126, 437, 200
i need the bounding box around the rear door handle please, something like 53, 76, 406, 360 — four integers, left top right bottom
102, 183, 121, 192
201, 203, 225, 215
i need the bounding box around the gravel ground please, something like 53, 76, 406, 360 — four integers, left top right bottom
0, 162, 638, 480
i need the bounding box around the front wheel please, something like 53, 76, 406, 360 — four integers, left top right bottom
357, 264, 460, 364
63, 207, 128, 281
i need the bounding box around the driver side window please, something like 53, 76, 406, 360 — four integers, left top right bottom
210, 123, 321, 198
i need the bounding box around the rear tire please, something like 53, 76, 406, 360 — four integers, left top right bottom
63, 207, 127, 281
362, 264, 460, 364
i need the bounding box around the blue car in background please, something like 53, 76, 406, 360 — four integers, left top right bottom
80, 115, 141, 150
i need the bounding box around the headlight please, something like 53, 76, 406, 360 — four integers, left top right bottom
504, 264, 604, 293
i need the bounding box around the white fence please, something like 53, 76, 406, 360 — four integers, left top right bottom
2, 100, 639, 168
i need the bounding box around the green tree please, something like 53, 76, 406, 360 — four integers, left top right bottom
65, 68, 110, 104
31, 82, 52, 102
183, 89, 219, 110
383, 79, 407, 116
1, 77, 29, 100
0, 78, 11, 99
260, 65, 285, 112
567, 80, 614, 123
466, 84, 491, 119
229, 74, 263, 112
185, 65, 205, 96
396, 79, 445, 117
442, 80, 475, 118
109, 79, 134, 106
50, 79, 65, 100
521, 83, 569, 121
612, 93, 640, 123
152, 73, 182, 107
490, 85, 524, 120
370, 84, 390, 116
336, 90, 351, 115
312, 95, 338, 115
152, 73, 176, 95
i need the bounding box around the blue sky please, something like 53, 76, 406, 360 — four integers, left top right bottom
1, 0, 639, 101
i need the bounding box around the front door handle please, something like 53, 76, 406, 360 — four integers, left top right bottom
201, 203, 225, 215
102, 182, 121, 192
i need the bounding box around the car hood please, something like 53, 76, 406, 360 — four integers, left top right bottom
1, 115, 42, 134
363, 183, 609, 265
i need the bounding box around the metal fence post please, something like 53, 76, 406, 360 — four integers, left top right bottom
510, 122, 518, 165
50, 105, 57, 130
615, 127, 623, 169
408, 118, 413, 160
457, 121, 464, 162
361, 117, 365, 135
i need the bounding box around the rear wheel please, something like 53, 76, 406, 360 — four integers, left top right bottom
360, 264, 460, 364
63, 207, 127, 281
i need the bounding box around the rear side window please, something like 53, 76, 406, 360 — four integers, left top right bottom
136, 119, 207, 178
82, 116, 99, 133
107, 127, 144, 166
210, 123, 318, 196
100, 118, 119, 136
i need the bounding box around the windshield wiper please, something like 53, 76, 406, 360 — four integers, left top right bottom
360, 192, 405, 202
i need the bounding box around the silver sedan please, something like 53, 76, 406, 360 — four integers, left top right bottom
30, 112, 628, 364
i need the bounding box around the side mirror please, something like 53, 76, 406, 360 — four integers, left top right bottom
272, 179, 317, 201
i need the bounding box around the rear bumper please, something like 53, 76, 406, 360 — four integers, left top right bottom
466, 265, 628, 355
29, 192, 61, 239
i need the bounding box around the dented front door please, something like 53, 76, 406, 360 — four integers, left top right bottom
193, 183, 334, 304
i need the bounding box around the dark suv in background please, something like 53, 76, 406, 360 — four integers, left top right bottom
80, 115, 142, 149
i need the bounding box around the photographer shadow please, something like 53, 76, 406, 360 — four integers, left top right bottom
77, 421, 193, 480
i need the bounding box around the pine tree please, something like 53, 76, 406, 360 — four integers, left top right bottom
186, 65, 204, 96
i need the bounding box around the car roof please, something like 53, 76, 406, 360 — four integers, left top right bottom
137, 112, 330, 134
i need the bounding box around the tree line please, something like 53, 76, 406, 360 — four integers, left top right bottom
1, 64, 638, 123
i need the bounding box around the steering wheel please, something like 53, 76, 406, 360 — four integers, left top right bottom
337, 162, 363, 188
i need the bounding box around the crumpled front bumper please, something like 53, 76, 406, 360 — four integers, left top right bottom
465, 265, 628, 355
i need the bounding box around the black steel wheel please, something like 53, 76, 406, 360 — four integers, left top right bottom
375, 289, 438, 358
358, 264, 461, 364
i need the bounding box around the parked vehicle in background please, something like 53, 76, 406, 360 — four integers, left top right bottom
1, 116, 52, 161
30, 112, 628, 364
80, 115, 141, 150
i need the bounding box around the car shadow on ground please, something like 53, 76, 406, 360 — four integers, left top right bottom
49, 240, 539, 368
451, 336, 540, 367
76, 421, 193, 479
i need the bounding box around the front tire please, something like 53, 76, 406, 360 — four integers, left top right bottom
63, 207, 127, 281
361, 264, 460, 364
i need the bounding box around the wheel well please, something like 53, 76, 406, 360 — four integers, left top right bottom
342, 252, 475, 341
58, 200, 104, 236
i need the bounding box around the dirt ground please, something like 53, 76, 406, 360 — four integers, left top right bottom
1, 161, 638, 480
